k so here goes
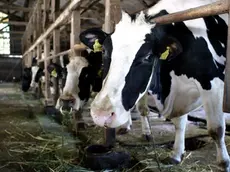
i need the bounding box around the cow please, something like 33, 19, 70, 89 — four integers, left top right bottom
55, 50, 104, 122
47, 54, 70, 95
79, 0, 230, 170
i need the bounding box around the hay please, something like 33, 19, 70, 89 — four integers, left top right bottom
1, 122, 91, 172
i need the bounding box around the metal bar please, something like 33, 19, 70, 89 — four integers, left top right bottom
152, 0, 228, 24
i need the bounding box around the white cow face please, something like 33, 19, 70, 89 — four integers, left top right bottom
80, 11, 182, 128
56, 56, 89, 111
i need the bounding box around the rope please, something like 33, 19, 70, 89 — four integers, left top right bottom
146, 115, 162, 171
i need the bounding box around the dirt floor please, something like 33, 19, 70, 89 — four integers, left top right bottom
1, 83, 230, 172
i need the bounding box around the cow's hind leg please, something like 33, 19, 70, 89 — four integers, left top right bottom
200, 84, 230, 171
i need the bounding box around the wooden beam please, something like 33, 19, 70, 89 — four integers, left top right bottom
38, 43, 87, 63
223, 0, 230, 113
37, 0, 42, 37
23, 0, 82, 57
0, 5, 32, 12
44, 38, 52, 103
0, 31, 24, 34
152, 0, 228, 24
52, 0, 61, 103
0, 21, 28, 26
70, 10, 81, 56
103, 0, 121, 148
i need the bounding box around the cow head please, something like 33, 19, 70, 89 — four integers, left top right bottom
56, 56, 90, 111
82, 11, 182, 128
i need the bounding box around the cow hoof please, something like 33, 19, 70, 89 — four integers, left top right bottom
161, 157, 180, 165
142, 134, 153, 142
165, 118, 171, 122
77, 122, 86, 130
117, 128, 129, 135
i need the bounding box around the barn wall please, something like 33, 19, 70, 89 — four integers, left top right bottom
10, 25, 24, 55
0, 56, 22, 82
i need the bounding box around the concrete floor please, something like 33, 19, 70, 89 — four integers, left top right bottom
1, 83, 230, 172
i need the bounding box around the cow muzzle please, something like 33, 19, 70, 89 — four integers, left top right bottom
59, 95, 75, 114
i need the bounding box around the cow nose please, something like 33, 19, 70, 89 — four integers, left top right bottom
104, 112, 115, 128
59, 96, 75, 112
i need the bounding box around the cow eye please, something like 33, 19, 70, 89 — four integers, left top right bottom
142, 54, 152, 63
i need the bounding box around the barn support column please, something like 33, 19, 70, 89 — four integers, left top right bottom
70, 8, 85, 134
223, 0, 230, 113
43, 39, 52, 105
52, 0, 61, 103
103, 0, 121, 148
70, 10, 81, 57
36, 44, 42, 99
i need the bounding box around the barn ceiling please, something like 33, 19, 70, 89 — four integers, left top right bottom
0, 0, 159, 52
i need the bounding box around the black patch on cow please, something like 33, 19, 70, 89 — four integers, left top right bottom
149, 59, 162, 100
34, 68, 44, 83
102, 36, 113, 79
146, 10, 226, 104
122, 42, 156, 110
85, 51, 103, 92
21, 67, 32, 92
203, 15, 227, 74
78, 67, 91, 101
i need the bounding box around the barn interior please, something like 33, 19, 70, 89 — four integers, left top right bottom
1, 0, 230, 172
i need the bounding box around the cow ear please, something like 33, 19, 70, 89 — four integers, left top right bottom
158, 37, 182, 61
79, 28, 109, 50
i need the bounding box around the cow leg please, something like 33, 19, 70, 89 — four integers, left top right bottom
167, 115, 187, 164
201, 88, 230, 171
117, 113, 132, 135
137, 93, 153, 142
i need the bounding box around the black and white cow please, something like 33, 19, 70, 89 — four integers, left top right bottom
47, 54, 70, 94
80, 0, 230, 170
55, 50, 104, 112
21, 57, 44, 92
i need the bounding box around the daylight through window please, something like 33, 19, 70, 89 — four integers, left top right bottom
0, 12, 10, 54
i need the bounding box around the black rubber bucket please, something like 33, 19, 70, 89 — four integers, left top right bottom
84, 144, 131, 171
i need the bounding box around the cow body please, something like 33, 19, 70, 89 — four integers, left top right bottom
82, 0, 230, 170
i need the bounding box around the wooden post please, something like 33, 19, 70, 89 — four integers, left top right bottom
37, 0, 42, 37
103, 0, 121, 148
52, 0, 60, 103
37, 44, 42, 61
70, 10, 81, 57
37, 44, 42, 98
223, 1, 230, 113
43, 39, 52, 105
28, 51, 32, 67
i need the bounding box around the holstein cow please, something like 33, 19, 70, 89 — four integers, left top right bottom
55, 50, 104, 119
47, 54, 70, 95
56, 44, 142, 134
80, 0, 230, 170
22, 58, 44, 92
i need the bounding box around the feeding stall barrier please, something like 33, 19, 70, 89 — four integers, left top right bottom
21, 0, 230, 170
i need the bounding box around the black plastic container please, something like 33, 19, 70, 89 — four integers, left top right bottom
84, 144, 131, 171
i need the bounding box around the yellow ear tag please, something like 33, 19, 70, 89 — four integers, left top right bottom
160, 46, 170, 60
93, 39, 102, 53
97, 69, 102, 77
51, 69, 57, 78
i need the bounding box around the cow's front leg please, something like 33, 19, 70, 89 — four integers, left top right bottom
117, 113, 132, 135
163, 114, 187, 164
137, 93, 153, 142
